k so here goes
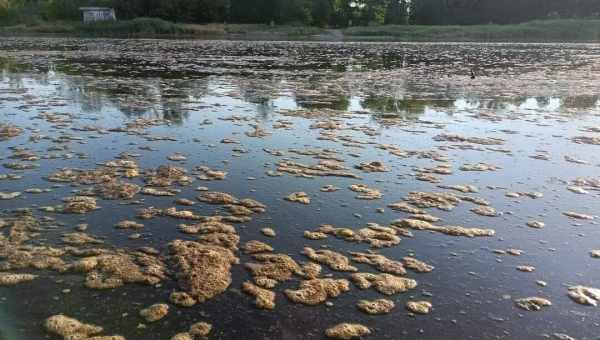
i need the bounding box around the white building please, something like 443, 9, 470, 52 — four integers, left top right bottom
79, 7, 116, 23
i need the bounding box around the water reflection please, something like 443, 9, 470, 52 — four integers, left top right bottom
2, 59, 600, 125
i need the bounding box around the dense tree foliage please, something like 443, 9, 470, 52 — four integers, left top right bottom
1, 0, 599, 26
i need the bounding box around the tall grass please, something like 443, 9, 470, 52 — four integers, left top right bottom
343, 19, 600, 42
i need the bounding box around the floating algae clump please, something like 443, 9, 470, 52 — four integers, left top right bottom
140, 303, 169, 322
145, 165, 192, 187
349, 252, 406, 275
355, 161, 390, 172
62, 196, 98, 214
403, 257, 434, 273
325, 323, 371, 339
391, 219, 495, 238
303, 247, 357, 272
349, 184, 382, 200
95, 179, 140, 200
242, 281, 276, 309
284, 278, 350, 305
197, 191, 238, 205
242, 240, 273, 254
285, 192, 311, 204
169, 240, 238, 302
0, 123, 22, 140
83, 252, 166, 289
44, 315, 124, 340
357, 299, 395, 315
404, 192, 460, 211
0, 272, 37, 285
352, 273, 417, 295
406, 301, 433, 314
515, 297, 552, 311
568, 286, 600, 306
245, 253, 301, 282
171, 321, 212, 340
170, 291, 197, 307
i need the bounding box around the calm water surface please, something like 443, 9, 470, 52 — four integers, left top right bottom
0, 38, 600, 340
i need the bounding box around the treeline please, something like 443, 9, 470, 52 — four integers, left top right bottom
1, 0, 600, 27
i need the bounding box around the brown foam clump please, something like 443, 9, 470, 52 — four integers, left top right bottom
242, 240, 273, 254
285, 192, 311, 204
317, 224, 400, 248
276, 160, 360, 179
0, 123, 22, 140
169, 240, 238, 303
357, 299, 395, 315
355, 161, 390, 172
197, 191, 238, 205
392, 219, 495, 238
404, 192, 460, 211
303, 247, 357, 272
403, 257, 434, 273
95, 179, 140, 200
245, 253, 301, 282
515, 297, 552, 311
242, 281, 276, 309
62, 232, 104, 245
170, 291, 197, 307
145, 165, 193, 187
349, 184, 382, 200
195, 166, 227, 181
352, 273, 417, 295
568, 286, 600, 306
563, 211, 595, 220
62, 196, 98, 214
471, 206, 498, 217
140, 303, 169, 322
83, 252, 166, 289
349, 252, 406, 275
44, 315, 124, 340
115, 220, 144, 229
387, 202, 424, 214
325, 323, 371, 339
433, 133, 504, 145
0, 272, 37, 285
171, 321, 212, 340
406, 300, 433, 314
285, 278, 350, 305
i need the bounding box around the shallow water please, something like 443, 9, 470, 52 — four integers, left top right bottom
1, 38, 600, 340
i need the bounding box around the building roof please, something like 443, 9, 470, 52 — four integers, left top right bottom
79, 7, 114, 11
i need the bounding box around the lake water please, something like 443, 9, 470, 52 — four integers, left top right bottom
1, 38, 600, 340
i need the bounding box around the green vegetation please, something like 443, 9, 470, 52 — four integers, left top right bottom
1, 0, 599, 41
344, 19, 600, 42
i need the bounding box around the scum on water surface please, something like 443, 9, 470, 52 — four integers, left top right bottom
0, 38, 600, 340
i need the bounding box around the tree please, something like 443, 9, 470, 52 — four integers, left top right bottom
385, 0, 408, 24
312, 0, 332, 26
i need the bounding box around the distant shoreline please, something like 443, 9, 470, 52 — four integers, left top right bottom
2, 18, 600, 43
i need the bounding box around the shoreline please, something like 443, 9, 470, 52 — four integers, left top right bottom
1, 18, 600, 43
